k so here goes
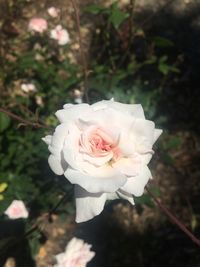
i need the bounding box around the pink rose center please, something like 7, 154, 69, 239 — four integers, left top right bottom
56, 29, 63, 39
11, 206, 22, 216
80, 128, 121, 161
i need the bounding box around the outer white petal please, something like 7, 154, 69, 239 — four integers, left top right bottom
48, 154, 64, 175
117, 189, 135, 205
133, 119, 155, 153
154, 129, 163, 143
51, 123, 69, 152
42, 135, 52, 145
75, 185, 107, 223
142, 152, 154, 165
133, 119, 155, 142
121, 165, 152, 196
117, 130, 136, 156
58, 104, 90, 122
112, 157, 141, 176
91, 100, 145, 118
65, 167, 127, 193
107, 190, 135, 205
62, 124, 81, 170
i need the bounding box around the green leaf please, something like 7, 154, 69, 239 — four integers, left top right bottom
153, 36, 174, 47
165, 137, 182, 150
158, 63, 170, 75
109, 4, 129, 29
0, 112, 11, 133
85, 4, 105, 14
134, 193, 154, 207
159, 55, 168, 63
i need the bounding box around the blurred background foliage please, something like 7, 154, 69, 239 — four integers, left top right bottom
0, 0, 200, 266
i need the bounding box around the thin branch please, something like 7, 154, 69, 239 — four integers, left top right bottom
146, 186, 200, 247
70, 0, 89, 103
0, 107, 48, 129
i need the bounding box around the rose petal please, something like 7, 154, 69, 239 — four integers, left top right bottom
154, 129, 163, 143
56, 104, 90, 123
48, 154, 64, 175
79, 107, 134, 143
92, 100, 145, 118
82, 152, 113, 167
65, 167, 127, 193
142, 152, 154, 164
42, 135, 52, 145
133, 119, 155, 153
121, 165, 152, 196
75, 185, 107, 222
107, 190, 135, 205
51, 123, 69, 151
112, 157, 141, 176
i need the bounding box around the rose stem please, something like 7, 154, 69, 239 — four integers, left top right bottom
0, 107, 48, 129
145, 186, 200, 247
70, 0, 89, 103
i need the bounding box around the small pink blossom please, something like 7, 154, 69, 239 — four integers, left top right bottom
21, 83, 37, 93
28, 18, 48, 33
50, 25, 70, 45
47, 7, 60, 18
54, 237, 95, 267
4, 200, 29, 219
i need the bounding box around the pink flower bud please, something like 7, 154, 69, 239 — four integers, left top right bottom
5, 200, 29, 219
28, 18, 48, 33
47, 7, 60, 18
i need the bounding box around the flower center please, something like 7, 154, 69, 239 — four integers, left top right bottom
79, 127, 121, 161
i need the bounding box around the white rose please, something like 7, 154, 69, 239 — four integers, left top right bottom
47, 7, 60, 18
4, 200, 29, 219
54, 237, 95, 267
50, 25, 70, 45
43, 100, 162, 222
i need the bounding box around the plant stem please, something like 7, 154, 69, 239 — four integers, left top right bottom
146, 186, 200, 247
70, 0, 89, 103
0, 107, 48, 129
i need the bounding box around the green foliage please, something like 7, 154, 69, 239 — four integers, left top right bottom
86, 2, 129, 29
85, 4, 105, 14
0, 113, 11, 133
152, 36, 174, 47
109, 3, 129, 29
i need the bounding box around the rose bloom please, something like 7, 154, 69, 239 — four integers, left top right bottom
43, 100, 162, 222
4, 200, 29, 219
21, 83, 37, 93
28, 18, 48, 33
54, 237, 95, 267
50, 25, 70, 45
47, 7, 60, 18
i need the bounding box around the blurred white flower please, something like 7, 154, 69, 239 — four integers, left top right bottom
54, 237, 95, 267
47, 7, 60, 18
50, 25, 70, 45
35, 95, 44, 107
74, 89, 83, 104
21, 83, 37, 93
28, 18, 48, 33
4, 200, 29, 219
